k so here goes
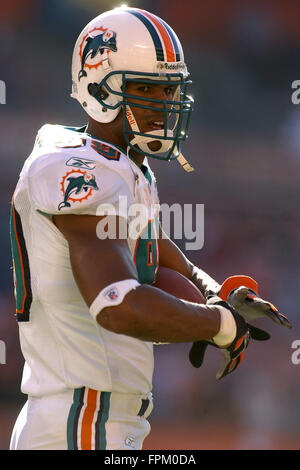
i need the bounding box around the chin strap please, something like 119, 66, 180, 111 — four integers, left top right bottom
125, 105, 194, 172
125, 105, 173, 154
177, 152, 194, 172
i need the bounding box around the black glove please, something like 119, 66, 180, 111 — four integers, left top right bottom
189, 297, 256, 380
218, 275, 292, 330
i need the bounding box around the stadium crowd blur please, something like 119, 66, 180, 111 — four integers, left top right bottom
0, 0, 299, 449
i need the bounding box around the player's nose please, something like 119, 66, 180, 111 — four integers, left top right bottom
150, 87, 172, 112
154, 86, 170, 100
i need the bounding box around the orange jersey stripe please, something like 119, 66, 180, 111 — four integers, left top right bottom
81, 388, 98, 450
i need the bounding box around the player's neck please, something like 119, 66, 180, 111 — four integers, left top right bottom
85, 119, 145, 168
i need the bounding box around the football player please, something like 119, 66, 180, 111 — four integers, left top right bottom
9, 7, 291, 450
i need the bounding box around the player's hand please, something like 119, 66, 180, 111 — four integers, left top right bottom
218, 275, 292, 330
189, 297, 251, 380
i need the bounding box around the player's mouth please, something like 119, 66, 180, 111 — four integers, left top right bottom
146, 121, 165, 132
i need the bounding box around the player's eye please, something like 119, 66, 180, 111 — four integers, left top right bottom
165, 87, 175, 96
137, 85, 150, 93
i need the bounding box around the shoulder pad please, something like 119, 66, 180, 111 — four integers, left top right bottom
33, 124, 86, 156
27, 150, 134, 218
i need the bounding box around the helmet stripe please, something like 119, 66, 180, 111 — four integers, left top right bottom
128, 10, 165, 61
136, 9, 176, 62
159, 17, 181, 62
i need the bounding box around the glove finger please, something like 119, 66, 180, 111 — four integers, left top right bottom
229, 287, 250, 306
189, 341, 210, 368
216, 332, 249, 380
255, 303, 292, 329
216, 350, 244, 380
278, 313, 292, 329
266, 305, 292, 329
247, 324, 270, 341
246, 295, 292, 329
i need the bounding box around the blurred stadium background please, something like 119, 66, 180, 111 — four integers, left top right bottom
1, 0, 300, 450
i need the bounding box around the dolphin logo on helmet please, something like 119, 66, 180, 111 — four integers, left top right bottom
78, 30, 117, 81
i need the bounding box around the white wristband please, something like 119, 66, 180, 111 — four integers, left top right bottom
212, 305, 237, 347
89, 279, 141, 320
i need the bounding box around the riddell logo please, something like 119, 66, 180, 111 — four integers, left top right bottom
157, 62, 185, 71
125, 107, 137, 127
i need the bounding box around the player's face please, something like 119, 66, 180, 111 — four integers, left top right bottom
125, 81, 177, 135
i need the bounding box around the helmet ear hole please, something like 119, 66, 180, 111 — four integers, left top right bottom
88, 83, 109, 101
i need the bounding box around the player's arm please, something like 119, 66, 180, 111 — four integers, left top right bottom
158, 228, 291, 331
53, 214, 235, 345
158, 227, 220, 298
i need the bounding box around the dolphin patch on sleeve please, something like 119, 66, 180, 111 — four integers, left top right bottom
58, 170, 99, 210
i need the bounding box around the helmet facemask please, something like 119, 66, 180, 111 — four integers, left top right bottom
88, 70, 194, 161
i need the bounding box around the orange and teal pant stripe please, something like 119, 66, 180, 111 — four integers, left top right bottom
67, 387, 111, 450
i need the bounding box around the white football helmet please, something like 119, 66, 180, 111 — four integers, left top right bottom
71, 6, 194, 161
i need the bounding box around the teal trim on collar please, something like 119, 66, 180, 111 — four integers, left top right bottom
128, 155, 152, 186
63, 125, 87, 134
142, 166, 152, 186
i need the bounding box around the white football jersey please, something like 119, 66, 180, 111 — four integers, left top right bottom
10, 124, 160, 397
